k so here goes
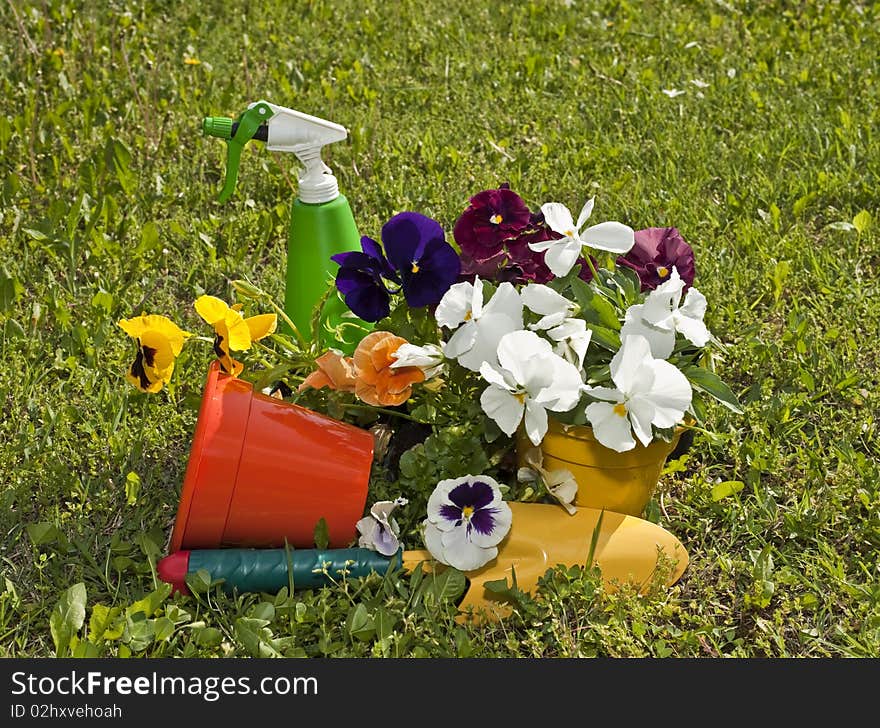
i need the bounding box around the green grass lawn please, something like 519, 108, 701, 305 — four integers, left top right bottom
1, 0, 878, 657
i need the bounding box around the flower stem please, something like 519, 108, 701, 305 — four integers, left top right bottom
583, 254, 600, 283
341, 403, 424, 423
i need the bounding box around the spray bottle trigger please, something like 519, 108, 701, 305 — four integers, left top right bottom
216, 102, 273, 203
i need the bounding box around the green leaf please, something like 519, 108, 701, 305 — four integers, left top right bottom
586, 509, 605, 567
89, 603, 124, 642
853, 209, 872, 234
71, 640, 102, 658
313, 517, 330, 550
711, 480, 745, 501
682, 365, 744, 414
90, 290, 113, 314
424, 568, 467, 603
570, 277, 620, 330
50, 582, 87, 657
138, 221, 160, 253
126, 584, 171, 618
586, 325, 621, 351
104, 137, 135, 195
193, 626, 223, 648
374, 607, 396, 640
26, 521, 62, 547
483, 577, 512, 595
347, 603, 376, 642
153, 616, 175, 642
0, 265, 23, 313
124, 471, 140, 505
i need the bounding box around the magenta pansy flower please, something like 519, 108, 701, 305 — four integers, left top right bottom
617, 227, 696, 291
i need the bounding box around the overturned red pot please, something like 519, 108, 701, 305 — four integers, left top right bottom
169, 361, 374, 552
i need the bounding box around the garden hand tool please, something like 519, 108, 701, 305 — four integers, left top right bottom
159, 502, 688, 621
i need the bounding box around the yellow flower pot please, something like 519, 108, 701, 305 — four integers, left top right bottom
517, 419, 685, 517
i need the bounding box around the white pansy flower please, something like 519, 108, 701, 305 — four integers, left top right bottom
356, 497, 408, 556
583, 334, 692, 453
390, 343, 445, 379
528, 198, 635, 277
423, 475, 512, 571
479, 330, 583, 446
620, 266, 711, 359
521, 284, 592, 369
436, 277, 523, 372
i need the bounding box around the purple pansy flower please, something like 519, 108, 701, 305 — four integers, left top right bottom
333, 213, 460, 322
617, 227, 696, 291
453, 185, 532, 262
332, 236, 401, 322
423, 475, 512, 571
382, 212, 461, 308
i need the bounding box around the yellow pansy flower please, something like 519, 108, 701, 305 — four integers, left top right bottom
194, 295, 277, 377
118, 314, 191, 393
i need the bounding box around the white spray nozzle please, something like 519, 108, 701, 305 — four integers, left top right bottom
250, 100, 348, 204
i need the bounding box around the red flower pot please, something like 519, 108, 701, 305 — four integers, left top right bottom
169, 361, 374, 552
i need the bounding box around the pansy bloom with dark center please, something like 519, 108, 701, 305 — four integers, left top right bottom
117, 314, 191, 393
617, 227, 696, 291
334, 213, 460, 321
423, 474, 512, 571
194, 296, 277, 377
382, 212, 461, 308
453, 185, 532, 262
332, 236, 401, 323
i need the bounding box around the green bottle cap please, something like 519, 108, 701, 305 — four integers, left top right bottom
202, 116, 234, 139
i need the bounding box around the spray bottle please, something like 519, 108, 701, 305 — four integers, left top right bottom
202, 100, 372, 354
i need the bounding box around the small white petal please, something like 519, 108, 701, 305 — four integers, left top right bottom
526, 236, 557, 253
575, 197, 595, 230
580, 221, 635, 254
435, 281, 474, 328
480, 385, 524, 436
586, 401, 636, 452
583, 385, 623, 403
610, 334, 654, 394
523, 399, 549, 445
443, 321, 477, 360
471, 276, 485, 319
674, 313, 711, 348
534, 354, 583, 412
540, 202, 575, 236
641, 269, 684, 329
621, 307, 676, 359
479, 361, 516, 391
680, 287, 707, 321
441, 528, 498, 571
390, 343, 444, 375
662, 88, 686, 97
423, 521, 449, 565
496, 330, 552, 386
627, 398, 656, 448
543, 238, 583, 277
521, 283, 575, 317
645, 359, 692, 428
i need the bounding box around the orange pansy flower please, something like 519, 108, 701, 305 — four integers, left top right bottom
352, 331, 425, 407
298, 350, 358, 393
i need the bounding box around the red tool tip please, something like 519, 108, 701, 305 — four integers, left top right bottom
157, 551, 191, 595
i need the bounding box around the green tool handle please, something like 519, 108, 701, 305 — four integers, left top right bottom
187, 547, 401, 593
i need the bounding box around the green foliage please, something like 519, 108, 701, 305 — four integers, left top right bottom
0, 0, 878, 659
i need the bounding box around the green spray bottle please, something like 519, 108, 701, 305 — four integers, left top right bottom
202, 100, 372, 354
